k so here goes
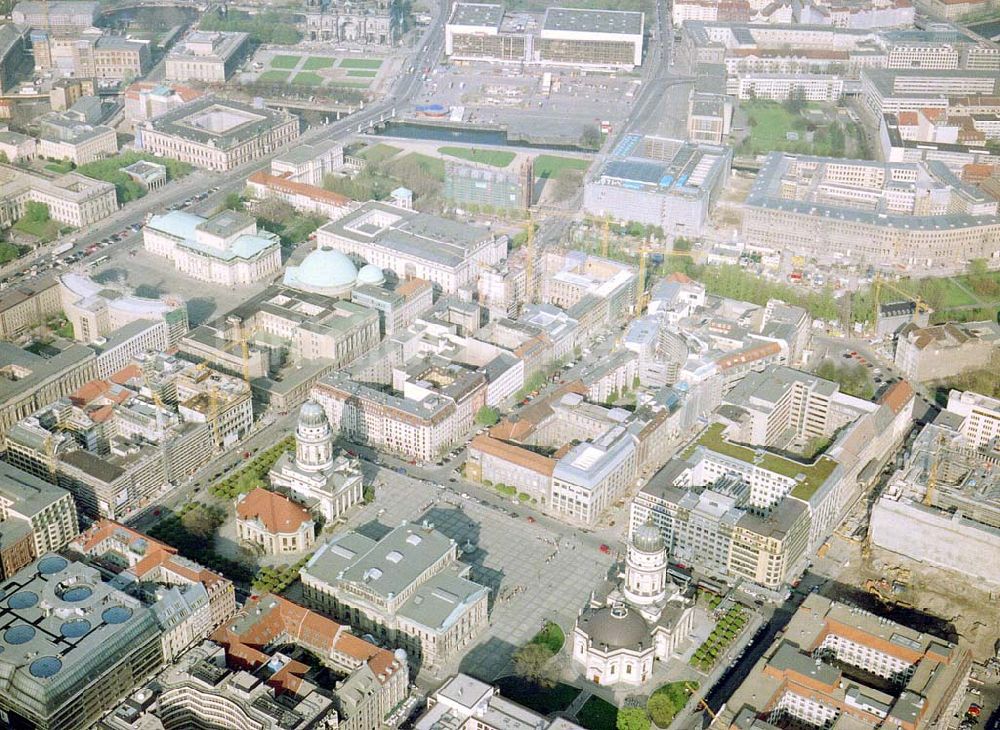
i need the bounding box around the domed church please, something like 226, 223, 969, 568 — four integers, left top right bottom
268, 400, 364, 521
572, 523, 695, 686
283, 246, 387, 298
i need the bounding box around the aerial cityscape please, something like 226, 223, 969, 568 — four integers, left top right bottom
0, 0, 997, 727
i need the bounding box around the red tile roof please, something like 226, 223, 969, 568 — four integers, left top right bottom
248, 171, 352, 208
236, 488, 312, 535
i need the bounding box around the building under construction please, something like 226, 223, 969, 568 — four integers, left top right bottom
870, 390, 1000, 585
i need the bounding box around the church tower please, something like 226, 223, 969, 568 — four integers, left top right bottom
623, 522, 668, 607
295, 400, 334, 473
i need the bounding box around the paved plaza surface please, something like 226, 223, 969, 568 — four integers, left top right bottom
345, 469, 616, 683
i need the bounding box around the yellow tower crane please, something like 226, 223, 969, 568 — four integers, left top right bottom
685, 682, 718, 721
872, 274, 931, 332
524, 211, 537, 305
601, 214, 612, 258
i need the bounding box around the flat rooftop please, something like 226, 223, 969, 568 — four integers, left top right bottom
542, 7, 643, 35
148, 97, 292, 149
448, 2, 505, 27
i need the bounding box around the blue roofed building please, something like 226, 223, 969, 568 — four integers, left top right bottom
142, 209, 282, 286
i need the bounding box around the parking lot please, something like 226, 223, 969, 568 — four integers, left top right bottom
343, 468, 615, 682
417, 64, 640, 142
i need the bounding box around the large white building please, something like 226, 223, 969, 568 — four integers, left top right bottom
0, 164, 116, 229
316, 201, 506, 294
446, 4, 644, 68
138, 97, 299, 172
142, 209, 282, 286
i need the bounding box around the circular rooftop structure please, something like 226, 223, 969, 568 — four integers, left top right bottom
38, 556, 68, 575
357, 263, 385, 286
7, 591, 38, 610
284, 246, 358, 296
4, 625, 35, 645
29, 657, 62, 679
60, 619, 91, 638
298, 400, 328, 428
632, 522, 664, 553
59, 585, 93, 603
102, 606, 132, 624
580, 605, 650, 651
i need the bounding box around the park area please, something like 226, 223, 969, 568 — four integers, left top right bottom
737, 101, 862, 158
249, 50, 385, 90
690, 605, 748, 672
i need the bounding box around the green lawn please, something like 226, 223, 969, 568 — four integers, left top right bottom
741, 102, 802, 155
496, 677, 579, 714
340, 58, 383, 69
359, 143, 402, 164
528, 621, 565, 653
258, 70, 290, 83
330, 81, 373, 88
439, 146, 516, 167
292, 71, 324, 86
271, 54, 301, 69
533, 154, 590, 178
395, 152, 445, 180
894, 277, 978, 309
346, 69, 379, 77
44, 160, 75, 174
13, 217, 60, 240
301, 56, 335, 70
575, 696, 618, 730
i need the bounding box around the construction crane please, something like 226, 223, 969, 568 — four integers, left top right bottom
685, 682, 717, 721
524, 212, 537, 305
635, 249, 701, 314
600, 214, 611, 258
872, 274, 930, 331
923, 431, 949, 507
193, 362, 222, 451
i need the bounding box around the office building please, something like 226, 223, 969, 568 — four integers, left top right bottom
861, 68, 1000, 116
165, 30, 250, 83
247, 170, 355, 220
12, 1, 98, 33
316, 201, 507, 294
0, 276, 60, 339
123, 81, 203, 127
893, 320, 999, 381
143, 209, 282, 286
31, 31, 151, 81
710, 594, 972, 730
584, 135, 731, 236
0, 556, 164, 730
0, 24, 32, 95
0, 462, 78, 579
446, 4, 644, 68
687, 91, 733, 145
351, 277, 434, 336
59, 272, 189, 348
302, 521, 490, 670
0, 163, 117, 229
742, 153, 1000, 273
138, 96, 299, 172
71, 519, 237, 631
444, 158, 533, 211
271, 139, 345, 185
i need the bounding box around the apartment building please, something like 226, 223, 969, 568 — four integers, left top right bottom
301, 522, 490, 671
0, 276, 59, 339
946, 388, 1000, 449
736, 73, 844, 101
0, 461, 79, 579
710, 595, 972, 730
893, 320, 999, 381
861, 68, 1000, 116
139, 97, 300, 172
0, 164, 117, 229
165, 30, 249, 83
